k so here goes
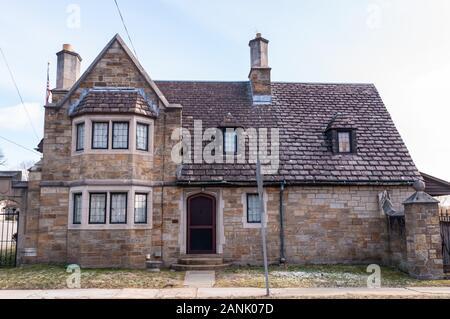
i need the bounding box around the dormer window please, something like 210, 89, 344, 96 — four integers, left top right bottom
326, 113, 357, 155
338, 131, 352, 153
224, 128, 237, 155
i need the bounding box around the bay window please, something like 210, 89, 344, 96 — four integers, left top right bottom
73, 193, 82, 224
112, 122, 129, 149
110, 193, 127, 224
136, 123, 149, 151
134, 193, 148, 224
92, 122, 109, 149
89, 193, 107, 224
76, 123, 85, 151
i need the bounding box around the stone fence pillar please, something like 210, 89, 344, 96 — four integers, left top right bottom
403, 180, 443, 279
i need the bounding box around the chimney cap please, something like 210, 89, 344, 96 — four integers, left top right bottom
56, 44, 82, 61
62, 44, 74, 52
249, 33, 269, 45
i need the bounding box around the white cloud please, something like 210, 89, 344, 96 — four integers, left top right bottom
0, 102, 44, 132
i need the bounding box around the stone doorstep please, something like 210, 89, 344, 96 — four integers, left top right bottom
172, 263, 231, 271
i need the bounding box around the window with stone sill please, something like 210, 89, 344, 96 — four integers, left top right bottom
73, 191, 151, 226
136, 123, 149, 151
73, 193, 82, 224
89, 193, 107, 224
110, 193, 127, 224
134, 193, 148, 224
76, 123, 85, 151
92, 122, 109, 149
112, 122, 129, 149
247, 193, 261, 223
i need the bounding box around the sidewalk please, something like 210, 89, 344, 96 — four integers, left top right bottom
1, 287, 450, 299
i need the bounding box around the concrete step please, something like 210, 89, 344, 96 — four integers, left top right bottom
178, 256, 224, 265
171, 263, 231, 271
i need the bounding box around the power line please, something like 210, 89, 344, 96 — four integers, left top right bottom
114, 0, 139, 59
0, 47, 41, 141
0, 135, 41, 155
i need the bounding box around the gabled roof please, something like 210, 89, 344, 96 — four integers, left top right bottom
421, 172, 450, 196
69, 87, 159, 118
56, 34, 170, 108
156, 81, 421, 185
326, 112, 357, 131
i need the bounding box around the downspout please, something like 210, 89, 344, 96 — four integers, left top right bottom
160, 111, 167, 264
279, 180, 286, 264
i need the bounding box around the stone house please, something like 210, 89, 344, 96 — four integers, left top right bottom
16, 33, 443, 278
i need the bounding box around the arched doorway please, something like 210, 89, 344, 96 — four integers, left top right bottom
187, 193, 216, 254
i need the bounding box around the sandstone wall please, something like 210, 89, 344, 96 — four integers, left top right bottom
219, 185, 413, 266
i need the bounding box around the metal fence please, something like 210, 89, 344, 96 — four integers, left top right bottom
0, 210, 19, 267
440, 207, 450, 273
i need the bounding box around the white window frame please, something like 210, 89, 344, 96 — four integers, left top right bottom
241, 189, 268, 228
68, 185, 152, 230
71, 115, 153, 155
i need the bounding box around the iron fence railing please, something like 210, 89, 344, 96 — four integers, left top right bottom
440, 207, 450, 273
0, 211, 19, 267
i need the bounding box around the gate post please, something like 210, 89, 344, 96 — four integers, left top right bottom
403, 180, 443, 279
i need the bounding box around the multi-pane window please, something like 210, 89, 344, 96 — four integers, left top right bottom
89, 193, 107, 224
134, 193, 148, 224
92, 122, 109, 149
76, 123, 85, 151
73, 193, 82, 224
110, 193, 127, 224
224, 129, 237, 154
112, 122, 129, 149
136, 123, 149, 151
247, 194, 261, 223
338, 131, 351, 153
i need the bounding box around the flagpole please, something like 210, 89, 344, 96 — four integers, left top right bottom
45, 61, 51, 105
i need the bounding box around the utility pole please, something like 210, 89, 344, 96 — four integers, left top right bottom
256, 159, 270, 296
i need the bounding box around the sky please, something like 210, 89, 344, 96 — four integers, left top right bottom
0, 0, 449, 181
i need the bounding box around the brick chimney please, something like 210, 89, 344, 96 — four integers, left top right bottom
248, 33, 271, 104
56, 44, 82, 90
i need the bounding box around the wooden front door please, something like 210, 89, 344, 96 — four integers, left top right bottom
187, 194, 216, 254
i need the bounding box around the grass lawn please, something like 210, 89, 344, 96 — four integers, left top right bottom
215, 265, 450, 288
1, 264, 450, 290
0, 265, 184, 290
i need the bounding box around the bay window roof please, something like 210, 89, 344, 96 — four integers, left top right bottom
69, 87, 159, 118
